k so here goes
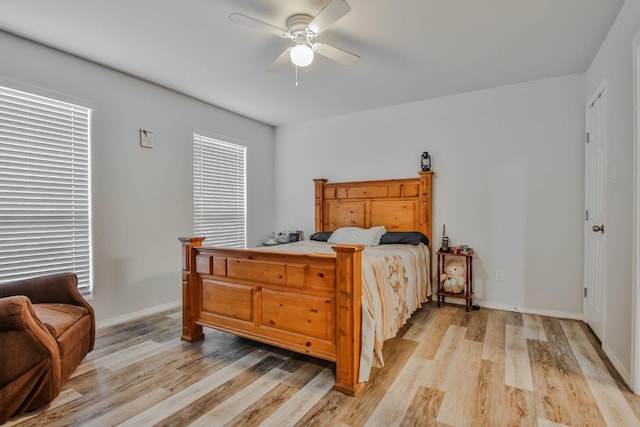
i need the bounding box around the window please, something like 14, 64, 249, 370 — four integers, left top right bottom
193, 133, 246, 248
0, 85, 91, 294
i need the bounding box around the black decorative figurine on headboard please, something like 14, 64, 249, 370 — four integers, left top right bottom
421, 152, 431, 171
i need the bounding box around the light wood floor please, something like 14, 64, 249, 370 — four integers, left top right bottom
7, 303, 640, 426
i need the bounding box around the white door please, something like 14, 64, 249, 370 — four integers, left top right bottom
584, 88, 606, 341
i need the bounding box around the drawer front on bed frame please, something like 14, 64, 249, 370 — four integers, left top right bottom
201, 280, 253, 322
261, 289, 334, 341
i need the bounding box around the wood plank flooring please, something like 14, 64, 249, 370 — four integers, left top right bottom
7, 302, 640, 426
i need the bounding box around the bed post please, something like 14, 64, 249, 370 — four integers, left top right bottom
314, 178, 327, 232
178, 237, 206, 343
418, 171, 434, 254
333, 244, 364, 395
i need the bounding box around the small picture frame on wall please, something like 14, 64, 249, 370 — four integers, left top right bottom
139, 129, 154, 148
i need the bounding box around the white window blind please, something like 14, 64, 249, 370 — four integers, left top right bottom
0, 85, 91, 294
193, 133, 246, 248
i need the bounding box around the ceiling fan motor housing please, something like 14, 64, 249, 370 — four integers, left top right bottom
287, 14, 314, 39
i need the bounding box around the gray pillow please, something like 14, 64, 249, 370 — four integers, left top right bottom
310, 232, 332, 241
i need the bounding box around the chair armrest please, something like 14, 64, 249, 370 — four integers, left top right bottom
0, 295, 32, 331
0, 295, 60, 356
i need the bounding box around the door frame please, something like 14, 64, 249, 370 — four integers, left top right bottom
631, 30, 640, 395
584, 82, 607, 340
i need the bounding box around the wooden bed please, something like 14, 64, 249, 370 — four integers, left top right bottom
179, 171, 433, 395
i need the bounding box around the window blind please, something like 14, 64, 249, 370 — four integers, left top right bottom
0, 85, 91, 294
193, 133, 246, 248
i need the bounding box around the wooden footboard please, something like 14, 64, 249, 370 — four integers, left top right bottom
179, 237, 365, 395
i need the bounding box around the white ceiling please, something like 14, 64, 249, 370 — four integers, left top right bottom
0, 0, 626, 126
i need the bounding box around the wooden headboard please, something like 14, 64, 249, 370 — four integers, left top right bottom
313, 171, 434, 252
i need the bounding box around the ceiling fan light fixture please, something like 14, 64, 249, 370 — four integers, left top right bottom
290, 44, 314, 67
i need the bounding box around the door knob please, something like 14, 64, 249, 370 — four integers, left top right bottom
592, 224, 605, 233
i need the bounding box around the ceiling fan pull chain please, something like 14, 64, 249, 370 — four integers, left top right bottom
295, 66, 299, 86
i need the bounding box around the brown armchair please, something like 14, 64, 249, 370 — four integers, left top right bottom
0, 273, 95, 423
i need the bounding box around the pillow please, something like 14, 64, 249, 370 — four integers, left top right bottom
327, 226, 387, 246
310, 231, 332, 242
379, 231, 429, 245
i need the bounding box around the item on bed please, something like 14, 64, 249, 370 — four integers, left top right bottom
179, 171, 434, 396
286, 230, 304, 242
379, 231, 429, 245
327, 226, 386, 246
276, 231, 290, 243
310, 231, 332, 241
264, 232, 277, 245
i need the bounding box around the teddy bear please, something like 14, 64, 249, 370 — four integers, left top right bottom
440, 259, 466, 293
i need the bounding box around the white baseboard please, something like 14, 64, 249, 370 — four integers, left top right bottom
96, 299, 181, 329
475, 301, 583, 320
603, 343, 632, 388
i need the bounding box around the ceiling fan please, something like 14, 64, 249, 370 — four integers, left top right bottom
229, 0, 360, 71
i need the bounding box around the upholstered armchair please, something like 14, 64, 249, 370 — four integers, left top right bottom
0, 273, 95, 423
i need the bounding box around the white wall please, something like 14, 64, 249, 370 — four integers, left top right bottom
585, 0, 640, 386
275, 74, 586, 317
0, 31, 276, 321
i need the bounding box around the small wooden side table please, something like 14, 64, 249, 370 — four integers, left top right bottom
436, 249, 474, 312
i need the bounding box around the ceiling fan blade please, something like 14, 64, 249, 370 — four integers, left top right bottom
229, 13, 288, 38
267, 47, 293, 72
308, 0, 351, 35
314, 43, 360, 66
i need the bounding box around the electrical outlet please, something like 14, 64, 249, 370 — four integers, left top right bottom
496, 268, 504, 281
